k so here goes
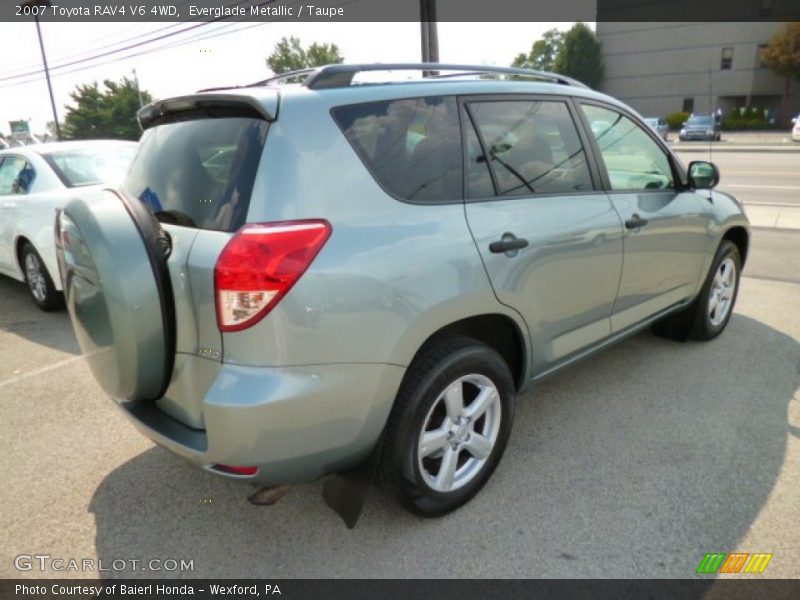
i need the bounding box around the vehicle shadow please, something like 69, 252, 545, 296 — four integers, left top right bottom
89, 314, 799, 578
0, 277, 79, 356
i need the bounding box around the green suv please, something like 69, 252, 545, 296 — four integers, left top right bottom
56, 64, 749, 518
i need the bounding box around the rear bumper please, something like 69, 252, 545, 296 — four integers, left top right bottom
116, 360, 405, 484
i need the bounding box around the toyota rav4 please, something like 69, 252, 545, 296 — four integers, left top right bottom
56, 64, 749, 518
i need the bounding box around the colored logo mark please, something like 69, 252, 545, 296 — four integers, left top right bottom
696, 552, 773, 574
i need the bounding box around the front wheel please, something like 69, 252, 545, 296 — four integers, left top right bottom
21, 242, 64, 311
379, 337, 515, 517
690, 241, 741, 340
652, 240, 741, 341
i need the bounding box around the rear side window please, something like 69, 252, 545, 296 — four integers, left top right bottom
123, 117, 269, 232
466, 100, 594, 197
332, 96, 462, 202
43, 146, 136, 187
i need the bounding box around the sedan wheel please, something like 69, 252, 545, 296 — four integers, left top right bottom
25, 252, 47, 304
21, 242, 64, 311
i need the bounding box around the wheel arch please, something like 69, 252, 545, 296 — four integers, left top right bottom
14, 235, 32, 274
406, 313, 528, 391
722, 226, 749, 266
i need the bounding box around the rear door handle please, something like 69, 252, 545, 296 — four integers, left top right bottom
2, 202, 17, 209
624, 214, 649, 229
489, 236, 529, 254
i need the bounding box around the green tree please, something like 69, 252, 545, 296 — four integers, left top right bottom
63, 77, 152, 141
554, 23, 604, 89
760, 22, 800, 126
512, 29, 563, 72
266, 36, 343, 75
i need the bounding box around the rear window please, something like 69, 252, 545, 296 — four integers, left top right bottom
123, 117, 269, 232
332, 96, 462, 202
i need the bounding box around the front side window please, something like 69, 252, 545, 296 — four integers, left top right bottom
581, 104, 675, 191
332, 96, 462, 202
0, 156, 35, 195
466, 100, 593, 197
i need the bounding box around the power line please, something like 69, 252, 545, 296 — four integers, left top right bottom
0, 0, 198, 76
0, 20, 273, 89
0, 0, 257, 84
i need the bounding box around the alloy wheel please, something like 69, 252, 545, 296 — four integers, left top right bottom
417, 373, 502, 493
24, 252, 47, 303
708, 256, 736, 327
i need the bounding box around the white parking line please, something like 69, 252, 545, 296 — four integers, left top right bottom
0, 355, 84, 392
724, 184, 800, 191
742, 201, 800, 208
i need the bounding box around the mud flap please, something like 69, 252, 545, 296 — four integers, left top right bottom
651, 299, 697, 342
322, 434, 384, 529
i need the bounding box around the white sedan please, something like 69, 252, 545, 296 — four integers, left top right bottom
0, 140, 137, 309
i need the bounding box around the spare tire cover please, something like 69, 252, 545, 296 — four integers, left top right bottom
57, 188, 175, 402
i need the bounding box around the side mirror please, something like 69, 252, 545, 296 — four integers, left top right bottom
688, 161, 719, 190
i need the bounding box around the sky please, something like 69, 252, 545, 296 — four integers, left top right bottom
0, 21, 580, 135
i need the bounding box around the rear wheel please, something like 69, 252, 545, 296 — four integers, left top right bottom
379, 337, 515, 517
21, 242, 64, 311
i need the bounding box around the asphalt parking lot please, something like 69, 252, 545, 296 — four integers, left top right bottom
2, 168, 799, 580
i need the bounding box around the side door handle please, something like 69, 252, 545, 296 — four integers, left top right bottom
624, 214, 649, 230
2, 202, 17, 209
489, 236, 529, 254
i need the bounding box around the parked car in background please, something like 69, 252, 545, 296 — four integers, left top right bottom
0, 140, 137, 309
792, 115, 800, 142
644, 117, 669, 140
56, 64, 749, 518
679, 114, 721, 141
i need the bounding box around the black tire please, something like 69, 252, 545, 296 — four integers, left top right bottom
379, 337, 515, 517
689, 240, 741, 340
652, 240, 741, 342
20, 242, 64, 311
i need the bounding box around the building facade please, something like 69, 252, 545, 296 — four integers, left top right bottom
596, 22, 800, 122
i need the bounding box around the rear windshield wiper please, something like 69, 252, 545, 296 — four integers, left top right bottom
154, 210, 198, 228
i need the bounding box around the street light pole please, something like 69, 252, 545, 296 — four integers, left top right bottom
24, 0, 62, 141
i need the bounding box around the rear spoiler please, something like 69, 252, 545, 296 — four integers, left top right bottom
137, 93, 277, 130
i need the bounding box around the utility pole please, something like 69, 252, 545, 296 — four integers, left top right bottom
132, 69, 144, 108
420, 0, 439, 75
22, 0, 62, 141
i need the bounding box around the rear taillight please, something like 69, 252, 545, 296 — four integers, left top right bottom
214, 220, 331, 332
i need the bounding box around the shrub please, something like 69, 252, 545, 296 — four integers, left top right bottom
666, 111, 691, 129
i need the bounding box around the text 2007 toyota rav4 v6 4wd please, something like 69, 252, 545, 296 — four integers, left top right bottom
56, 64, 749, 518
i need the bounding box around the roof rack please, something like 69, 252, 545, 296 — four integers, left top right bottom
250, 63, 589, 90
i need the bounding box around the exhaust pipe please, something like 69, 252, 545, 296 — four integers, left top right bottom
248, 484, 293, 506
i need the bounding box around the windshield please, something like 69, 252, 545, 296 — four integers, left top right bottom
687, 116, 713, 126
44, 145, 137, 187
644, 118, 658, 126
122, 117, 269, 232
